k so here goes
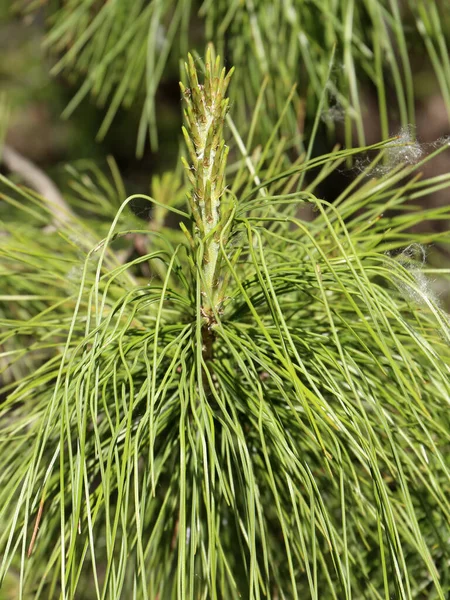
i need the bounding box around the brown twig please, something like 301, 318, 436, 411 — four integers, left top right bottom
1, 143, 74, 226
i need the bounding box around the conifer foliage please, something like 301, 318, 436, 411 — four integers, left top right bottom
1, 3, 450, 600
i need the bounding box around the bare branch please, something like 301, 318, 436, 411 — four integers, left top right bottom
1, 144, 74, 226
